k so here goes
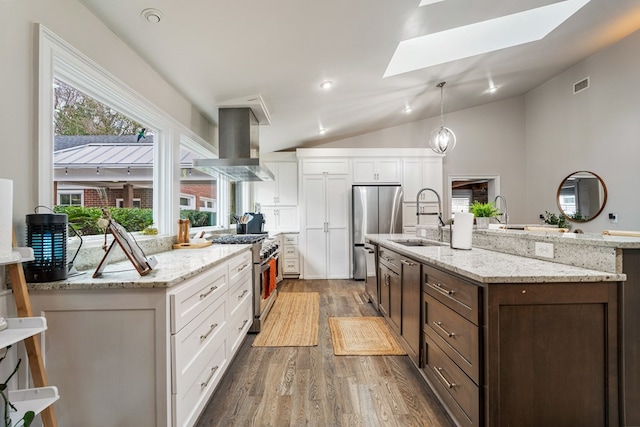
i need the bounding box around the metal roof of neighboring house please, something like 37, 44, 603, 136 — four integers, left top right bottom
54, 139, 201, 168
54, 134, 153, 151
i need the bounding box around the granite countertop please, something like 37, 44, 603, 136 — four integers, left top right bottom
366, 234, 626, 284
26, 244, 251, 291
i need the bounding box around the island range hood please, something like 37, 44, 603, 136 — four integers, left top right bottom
193, 107, 274, 182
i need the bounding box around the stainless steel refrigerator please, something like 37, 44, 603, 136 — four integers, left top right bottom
352, 185, 403, 300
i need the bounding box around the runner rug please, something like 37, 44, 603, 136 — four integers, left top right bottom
329, 317, 406, 356
252, 292, 319, 347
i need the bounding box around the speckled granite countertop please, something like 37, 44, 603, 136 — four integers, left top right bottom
26, 244, 251, 291
366, 234, 626, 284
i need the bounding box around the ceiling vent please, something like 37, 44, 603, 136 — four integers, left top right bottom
573, 77, 589, 94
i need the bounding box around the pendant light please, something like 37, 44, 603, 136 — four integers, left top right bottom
429, 81, 457, 154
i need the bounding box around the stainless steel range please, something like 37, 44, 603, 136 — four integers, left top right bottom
210, 234, 280, 332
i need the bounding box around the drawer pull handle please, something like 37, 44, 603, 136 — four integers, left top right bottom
433, 321, 455, 338
200, 323, 219, 341
200, 286, 218, 299
200, 366, 219, 388
237, 263, 249, 272
433, 366, 456, 389
431, 282, 455, 296
238, 289, 249, 299
238, 319, 249, 330
401, 259, 416, 266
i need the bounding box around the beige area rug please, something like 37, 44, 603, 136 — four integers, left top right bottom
252, 292, 319, 347
329, 317, 406, 356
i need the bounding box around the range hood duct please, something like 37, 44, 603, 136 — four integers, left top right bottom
193, 108, 274, 182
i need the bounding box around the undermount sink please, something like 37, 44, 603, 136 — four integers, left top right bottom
390, 239, 444, 247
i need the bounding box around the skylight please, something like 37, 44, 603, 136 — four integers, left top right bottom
384, 0, 591, 77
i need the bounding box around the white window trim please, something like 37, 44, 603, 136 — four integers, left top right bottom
179, 194, 196, 210
199, 197, 216, 212
58, 190, 84, 206
38, 24, 214, 235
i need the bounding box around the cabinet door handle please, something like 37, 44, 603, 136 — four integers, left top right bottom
433, 366, 456, 389
200, 285, 218, 299
238, 289, 249, 299
200, 366, 220, 388
433, 321, 455, 338
237, 263, 249, 272
428, 282, 455, 296
400, 259, 416, 266
238, 319, 249, 331
200, 323, 219, 341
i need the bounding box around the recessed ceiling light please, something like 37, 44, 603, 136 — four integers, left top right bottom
419, 0, 446, 6
384, 0, 591, 77
403, 106, 413, 113
141, 8, 163, 24
319, 128, 328, 135
320, 81, 333, 90
488, 86, 498, 93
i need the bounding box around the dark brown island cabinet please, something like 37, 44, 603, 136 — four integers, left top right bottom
376, 245, 621, 427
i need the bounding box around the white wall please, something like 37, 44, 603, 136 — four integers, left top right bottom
525, 28, 640, 232
0, 0, 214, 248
314, 97, 528, 222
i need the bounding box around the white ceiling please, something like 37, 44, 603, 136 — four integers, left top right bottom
78, 0, 640, 153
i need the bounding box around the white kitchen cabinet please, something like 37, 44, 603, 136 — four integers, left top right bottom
261, 206, 298, 232
302, 173, 350, 279
283, 233, 300, 278
353, 158, 401, 183
254, 161, 298, 206
402, 157, 443, 202
29, 249, 253, 427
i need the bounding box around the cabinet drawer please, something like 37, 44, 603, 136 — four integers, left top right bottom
379, 247, 401, 271
424, 292, 480, 384
284, 234, 298, 245
228, 269, 252, 318
172, 339, 227, 427
228, 251, 252, 287
423, 333, 479, 427
170, 264, 228, 334
172, 295, 227, 395
423, 265, 480, 324
284, 258, 299, 274
283, 245, 299, 259
227, 297, 253, 356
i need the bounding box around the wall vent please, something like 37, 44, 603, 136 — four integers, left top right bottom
573, 77, 589, 94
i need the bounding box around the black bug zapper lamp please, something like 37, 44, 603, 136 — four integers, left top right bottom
24, 210, 75, 282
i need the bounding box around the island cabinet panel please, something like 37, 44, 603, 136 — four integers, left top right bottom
485, 282, 619, 427
621, 249, 640, 426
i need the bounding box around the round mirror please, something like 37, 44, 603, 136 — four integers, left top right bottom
556, 171, 607, 222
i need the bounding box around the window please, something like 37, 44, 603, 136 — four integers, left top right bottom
199, 198, 216, 212
116, 198, 141, 208
179, 194, 195, 210
58, 190, 83, 206
39, 25, 218, 235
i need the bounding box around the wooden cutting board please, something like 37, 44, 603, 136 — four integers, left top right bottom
172, 241, 212, 249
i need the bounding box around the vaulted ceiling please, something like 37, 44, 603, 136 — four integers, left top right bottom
79, 0, 640, 153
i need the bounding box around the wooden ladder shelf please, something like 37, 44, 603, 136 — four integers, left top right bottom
6, 234, 57, 426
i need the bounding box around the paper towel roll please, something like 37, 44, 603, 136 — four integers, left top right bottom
0, 179, 13, 258
451, 212, 474, 250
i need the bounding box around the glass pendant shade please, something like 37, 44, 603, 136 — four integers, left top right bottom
429, 126, 456, 154
429, 81, 456, 154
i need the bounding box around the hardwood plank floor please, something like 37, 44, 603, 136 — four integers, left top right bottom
195, 279, 456, 427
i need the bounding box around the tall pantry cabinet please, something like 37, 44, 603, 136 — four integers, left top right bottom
299, 158, 350, 279
253, 153, 298, 232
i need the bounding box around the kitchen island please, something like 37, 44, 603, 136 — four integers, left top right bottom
366, 233, 625, 427
25, 244, 253, 427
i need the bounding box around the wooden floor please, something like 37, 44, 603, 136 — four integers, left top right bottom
195, 279, 456, 427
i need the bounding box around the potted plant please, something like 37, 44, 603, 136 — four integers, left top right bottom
469, 201, 499, 229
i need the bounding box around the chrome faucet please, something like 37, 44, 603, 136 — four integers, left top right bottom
494, 195, 508, 228
416, 188, 445, 241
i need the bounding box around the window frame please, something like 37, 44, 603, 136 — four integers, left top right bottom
38, 25, 217, 235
